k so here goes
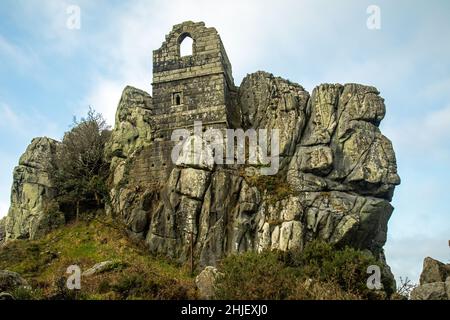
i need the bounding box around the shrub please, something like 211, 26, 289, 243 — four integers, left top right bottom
11, 286, 43, 300
215, 251, 295, 300
283, 241, 391, 298
110, 272, 193, 300
215, 241, 393, 300
288, 279, 361, 300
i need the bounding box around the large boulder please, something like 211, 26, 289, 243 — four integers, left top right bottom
419, 257, 450, 285
0, 270, 28, 292
4, 137, 64, 241
195, 266, 222, 300
411, 257, 450, 300
288, 83, 400, 201
254, 191, 392, 255
410, 282, 448, 300
108, 86, 153, 164
82, 261, 115, 277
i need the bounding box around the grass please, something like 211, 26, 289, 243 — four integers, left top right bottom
0, 217, 197, 300
240, 168, 294, 204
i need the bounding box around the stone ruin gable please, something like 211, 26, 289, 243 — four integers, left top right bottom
130, 21, 239, 186
152, 21, 237, 130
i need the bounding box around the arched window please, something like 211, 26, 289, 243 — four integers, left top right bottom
180, 35, 194, 57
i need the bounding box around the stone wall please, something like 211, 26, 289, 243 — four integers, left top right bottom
116, 21, 239, 189
153, 21, 233, 87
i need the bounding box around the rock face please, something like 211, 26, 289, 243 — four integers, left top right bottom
419, 257, 450, 285
107, 86, 154, 241
411, 257, 450, 300
239, 72, 309, 159
105, 22, 400, 275
0, 218, 5, 245
108, 80, 399, 267
411, 282, 448, 300
4, 137, 64, 241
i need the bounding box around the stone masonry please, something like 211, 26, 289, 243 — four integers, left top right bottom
132, 21, 238, 186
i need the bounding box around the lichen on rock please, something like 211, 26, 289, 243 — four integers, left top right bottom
4, 137, 64, 241
411, 257, 450, 300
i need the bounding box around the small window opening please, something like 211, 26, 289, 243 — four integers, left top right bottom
172, 92, 183, 106
180, 36, 193, 57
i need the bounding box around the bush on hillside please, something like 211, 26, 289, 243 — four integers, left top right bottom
215, 241, 393, 300
214, 251, 295, 300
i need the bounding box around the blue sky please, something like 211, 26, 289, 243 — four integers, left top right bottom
0, 0, 449, 284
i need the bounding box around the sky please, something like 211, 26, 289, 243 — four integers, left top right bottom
0, 0, 449, 284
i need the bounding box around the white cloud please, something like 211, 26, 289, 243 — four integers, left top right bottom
385, 233, 450, 284
0, 102, 60, 139
424, 106, 450, 141
83, 79, 124, 125
0, 201, 8, 219
384, 105, 450, 161
421, 77, 450, 100
0, 35, 42, 73
15, 0, 87, 56
0, 103, 21, 130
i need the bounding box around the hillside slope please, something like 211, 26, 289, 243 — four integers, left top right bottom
0, 216, 197, 300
